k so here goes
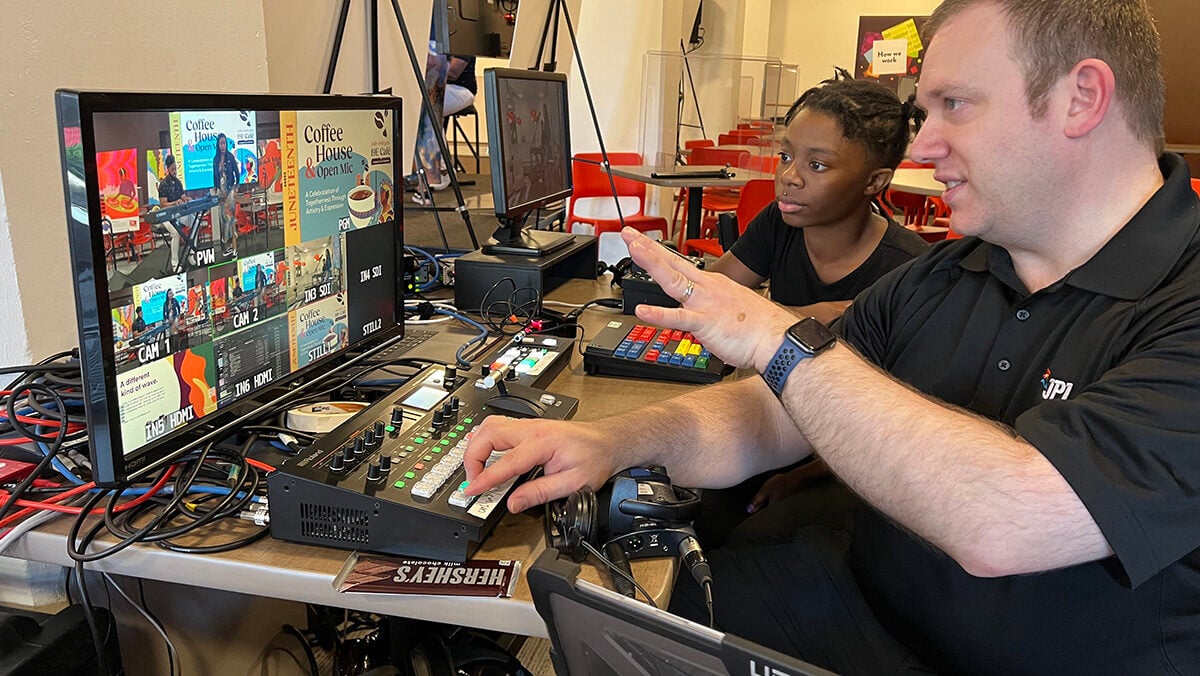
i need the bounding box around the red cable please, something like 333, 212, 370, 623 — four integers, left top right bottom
0, 465, 177, 530
246, 458, 276, 473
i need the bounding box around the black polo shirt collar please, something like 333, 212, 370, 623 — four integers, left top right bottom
952, 154, 1198, 300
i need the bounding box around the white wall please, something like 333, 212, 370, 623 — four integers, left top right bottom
0, 0, 271, 361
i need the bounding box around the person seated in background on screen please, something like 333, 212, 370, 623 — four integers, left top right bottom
117, 167, 136, 200
702, 79, 930, 544
157, 154, 186, 208
464, 0, 1200, 672
130, 307, 146, 338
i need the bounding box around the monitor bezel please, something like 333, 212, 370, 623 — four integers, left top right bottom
483, 68, 574, 220
55, 90, 405, 486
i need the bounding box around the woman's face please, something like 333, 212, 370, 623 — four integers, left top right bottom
773, 109, 881, 229
217, 136, 228, 153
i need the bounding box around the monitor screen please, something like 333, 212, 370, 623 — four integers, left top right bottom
56, 91, 403, 485
484, 68, 572, 221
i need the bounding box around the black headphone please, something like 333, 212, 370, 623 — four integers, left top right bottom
544, 467, 702, 561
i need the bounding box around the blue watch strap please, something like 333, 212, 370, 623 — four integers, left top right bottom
761, 339, 810, 396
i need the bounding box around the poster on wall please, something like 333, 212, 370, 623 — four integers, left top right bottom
854, 16, 930, 97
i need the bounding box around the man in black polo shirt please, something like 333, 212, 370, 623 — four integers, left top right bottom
463, 0, 1199, 673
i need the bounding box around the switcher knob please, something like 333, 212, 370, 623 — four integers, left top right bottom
432, 409, 445, 428
363, 429, 377, 448
380, 454, 392, 471
366, 463, 382, 481
444, 365, 458, 390
450, 396, 460, 413
390, 407, 404, 425
329, 450, 346, 472
352, 437, 365, 457
373, 420, 385, 437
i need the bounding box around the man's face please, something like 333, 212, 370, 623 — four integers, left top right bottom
167, 161, 177, 177
911, 3, 1065, 245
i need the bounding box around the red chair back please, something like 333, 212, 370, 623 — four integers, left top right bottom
690, 147, 750, 167
684, 139, 715, 150
736, 179, 776, 233
740, 154, 780, 174
718, 133, 759, 146
1191, 177, 1200, 197
898, 160, 935, 169
571, 152, 647, 201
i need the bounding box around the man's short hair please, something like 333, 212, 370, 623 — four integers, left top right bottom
925, 0, 1165, 153
165, 154, 176, 167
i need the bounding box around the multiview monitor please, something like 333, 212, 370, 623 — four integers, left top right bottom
483, 67, 575, 256
56, 91, 403, 485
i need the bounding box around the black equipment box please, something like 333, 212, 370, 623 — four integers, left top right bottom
267, 365, 579, 562
454, 234, 597, 312
620, 272, 678, 315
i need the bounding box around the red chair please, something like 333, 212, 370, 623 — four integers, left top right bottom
684, 139, 715, 150
670, 147, 751, 238
722, 129, 761, 142
718, 133, 760, 146
682, 179, 776, 257
566, 152, 669, 239
739, 153, 780, 174
1191, 178, 1200, 197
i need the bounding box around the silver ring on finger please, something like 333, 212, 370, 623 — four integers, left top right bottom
681, 280, 695, 303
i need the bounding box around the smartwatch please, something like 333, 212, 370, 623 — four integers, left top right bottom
761, 317, 837, 396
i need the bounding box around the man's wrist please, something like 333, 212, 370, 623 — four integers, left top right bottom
753, 317, 796, 373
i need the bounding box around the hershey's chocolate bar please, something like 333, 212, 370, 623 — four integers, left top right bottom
334, 553, 521, 598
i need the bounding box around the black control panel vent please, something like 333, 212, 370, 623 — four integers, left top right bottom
299, 503, 370, 544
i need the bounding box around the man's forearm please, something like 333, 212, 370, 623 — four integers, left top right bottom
775, 344, 1111, 576
603, 377, 812, 488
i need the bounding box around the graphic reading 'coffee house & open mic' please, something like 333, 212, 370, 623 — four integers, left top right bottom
100, 108, 395, 452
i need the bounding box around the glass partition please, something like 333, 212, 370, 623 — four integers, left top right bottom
639, 51, 785, 170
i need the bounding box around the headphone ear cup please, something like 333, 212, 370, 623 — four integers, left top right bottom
562, 486, 597, 562
670, 486, 703, 521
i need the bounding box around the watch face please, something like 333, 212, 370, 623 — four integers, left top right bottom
787, 317, 836, 354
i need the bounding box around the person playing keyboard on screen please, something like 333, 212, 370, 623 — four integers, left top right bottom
464, 1, 1200, 673
157, 154, 186, 209
703, 79, 930, 543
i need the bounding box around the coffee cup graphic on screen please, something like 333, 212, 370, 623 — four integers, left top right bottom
347, 185, 378, 228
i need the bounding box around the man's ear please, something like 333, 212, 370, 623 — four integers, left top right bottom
1063, 58, 1115, 139
865, 167, 894, 196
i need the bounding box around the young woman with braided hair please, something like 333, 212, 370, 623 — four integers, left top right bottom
710, 78, 928, 325
700, 79, 929, 545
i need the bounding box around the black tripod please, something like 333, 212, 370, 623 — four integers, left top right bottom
530, 0, 628, 232
324, 0, 480, 251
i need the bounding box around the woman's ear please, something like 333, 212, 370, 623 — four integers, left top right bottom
865, 167, 894, 196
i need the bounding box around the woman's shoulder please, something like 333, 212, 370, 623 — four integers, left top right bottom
879, 219, 931, 259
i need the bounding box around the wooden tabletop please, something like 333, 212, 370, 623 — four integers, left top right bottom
8, 278, 689, 638
891, 167, 946, 197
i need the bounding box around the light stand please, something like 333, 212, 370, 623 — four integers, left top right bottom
673, 39, 707, 166
323, 0, 481, 251
527, 0, 628, 235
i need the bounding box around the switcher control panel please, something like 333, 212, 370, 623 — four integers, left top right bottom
267, 365, 578, 562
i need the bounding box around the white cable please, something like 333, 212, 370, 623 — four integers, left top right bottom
541, 299, 587, 309
104, 573, 180, 676
0, 509, 58, 554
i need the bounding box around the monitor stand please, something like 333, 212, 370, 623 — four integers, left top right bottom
482, 226, 575, 257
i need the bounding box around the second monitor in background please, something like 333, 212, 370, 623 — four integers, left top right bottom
483, 67, 575, 256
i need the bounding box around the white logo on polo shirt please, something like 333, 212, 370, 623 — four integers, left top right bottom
1040, 368, 1074, 400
